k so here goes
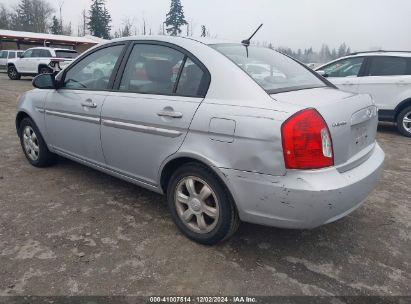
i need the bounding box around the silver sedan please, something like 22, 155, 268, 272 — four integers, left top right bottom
16, 36, 384, 244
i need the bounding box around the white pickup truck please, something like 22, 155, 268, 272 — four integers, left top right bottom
7, 47, 78, 80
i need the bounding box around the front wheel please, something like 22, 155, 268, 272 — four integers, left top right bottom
19, 118, 55, 167
167, 163, 240, 245
8, 65, 21, 80
397, 106, 411, 137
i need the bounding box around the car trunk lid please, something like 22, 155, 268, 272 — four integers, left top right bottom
271, 87, 378, 166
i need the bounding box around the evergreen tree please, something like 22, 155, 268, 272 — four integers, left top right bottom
165, 0, 187, 36
50, 15, 62, 34
338, 43, 347, 58
87, 0, 111, 39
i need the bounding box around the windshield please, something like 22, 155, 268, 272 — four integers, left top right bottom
55, 50, 78, 59
211, 44, 327, 94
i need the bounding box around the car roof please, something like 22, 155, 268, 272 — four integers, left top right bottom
109, 35, 237, 46
316, 51, 411, 70
24, 47, 77, 51
348, 51, 411, 58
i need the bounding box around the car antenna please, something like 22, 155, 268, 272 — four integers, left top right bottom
241, 23, 263, 47
242, 24, 263, 58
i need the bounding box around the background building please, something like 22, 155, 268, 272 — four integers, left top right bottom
0, 29, 105, 53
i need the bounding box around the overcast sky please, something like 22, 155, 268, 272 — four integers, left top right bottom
3, 0, 411, 51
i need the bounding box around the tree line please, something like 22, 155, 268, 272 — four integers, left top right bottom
0, 0, 352, 63
275, 43, 352, 63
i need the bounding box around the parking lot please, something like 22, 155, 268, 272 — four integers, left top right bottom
0, 72, 410, 296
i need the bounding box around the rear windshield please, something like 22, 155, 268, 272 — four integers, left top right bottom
211, 44, 327, 94
55, 50, 78, 59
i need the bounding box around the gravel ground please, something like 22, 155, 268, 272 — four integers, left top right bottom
0, 73, 410, 296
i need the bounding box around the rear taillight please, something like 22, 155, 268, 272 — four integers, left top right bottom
281, 108, 333, 169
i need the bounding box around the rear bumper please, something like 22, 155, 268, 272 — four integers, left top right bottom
220, 143, 385, 229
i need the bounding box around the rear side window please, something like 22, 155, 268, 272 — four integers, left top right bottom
321, 57, 364, 77
368, 57, 408, 76
8, 51, 16, 59
176, 58, 207, 97
0, 51, 7, 59
119, 44, 185, 95
55, 50, 78, 59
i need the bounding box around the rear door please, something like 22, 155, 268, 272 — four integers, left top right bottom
100, 42, 210, 186
45, 43, 126, 164
356, 56, 411, 110
320, 57, 366, 93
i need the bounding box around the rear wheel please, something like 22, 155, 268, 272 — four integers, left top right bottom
397, 106, 411, 137
166, 163, 240, 245
19, 117, 55, 167
8, 65, 21, 80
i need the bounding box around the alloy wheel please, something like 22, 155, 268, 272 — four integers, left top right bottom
9, 67, 17, 78
403, 111, 411, 134
174, 176, 219, 234
23, 126, 40, 161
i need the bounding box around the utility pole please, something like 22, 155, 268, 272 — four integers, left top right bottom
59, 0, 64, 33
82, 9, 87, 36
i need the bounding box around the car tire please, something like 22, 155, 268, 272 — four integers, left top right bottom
18, 117, 55, 167
166, 162, 240, 245
39, 66, 52, 74
397, 106, 411, 137
8, 65, 21, 80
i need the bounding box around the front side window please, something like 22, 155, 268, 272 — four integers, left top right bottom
22, 50, 33, 58
32, 49, 42, 58
119, 44, 185, 95
322, 57, 364, 78
8, 51, 16, 59
39, 49, 52, 58
368, 57, 408, 76
0, 51, 7, 59
63, 44, 124, 90
212, 44, 326, 93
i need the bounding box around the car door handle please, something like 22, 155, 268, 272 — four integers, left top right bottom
81, 99, 97, 108
157, 110, 183, 118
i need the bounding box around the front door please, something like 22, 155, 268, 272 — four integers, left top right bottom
15, 49, 33, 73
45, 44, 125, 164
101, 43, 210, 186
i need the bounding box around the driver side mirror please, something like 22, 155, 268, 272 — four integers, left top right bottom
32, 73, 56, 89
316, 70, 329, 77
